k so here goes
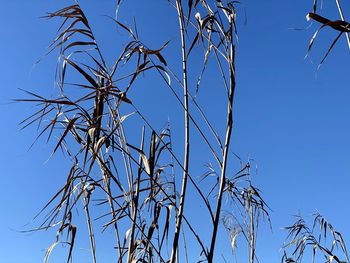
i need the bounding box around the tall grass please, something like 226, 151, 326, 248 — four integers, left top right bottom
18, 1, 270, 262
282, 213, 349, 263
20, 0, 350, 262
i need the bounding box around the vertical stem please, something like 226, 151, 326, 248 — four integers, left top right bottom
249, 190, 255, 263
99, 162, 123, 262
127, 127, 145, 262
95, 82, 123, 261
208, 25, 236, 263
82, 185, 97, 263
170, 1, 190, 262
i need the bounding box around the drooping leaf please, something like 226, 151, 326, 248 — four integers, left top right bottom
65, 59, 98, 88
52, 117, 79, 156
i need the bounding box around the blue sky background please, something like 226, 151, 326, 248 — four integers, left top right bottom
2, 0, 350, 262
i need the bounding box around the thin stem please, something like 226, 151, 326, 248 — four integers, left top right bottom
127, 127, 145, 262
99, 158, 123, 262
170, 1, 190, 262
82, 186, 97, 263
249, 192, 255, 263
208, 22, 236, 263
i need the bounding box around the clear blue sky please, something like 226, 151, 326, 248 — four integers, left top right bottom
1, 0, 350, 262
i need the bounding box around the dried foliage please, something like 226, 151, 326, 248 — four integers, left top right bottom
19, 0, 268, 262
17, 0, 350, 262
306, 0, 350, 68
282, 213, 349, 263
18, 0, 350, 262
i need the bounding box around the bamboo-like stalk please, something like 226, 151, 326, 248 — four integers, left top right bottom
94, 82, 123, 261
248, 190, 255, 263
127, 127, 145, 262
170, 1, 190, 262
83, 191, 97, 263
208, 19, 236, 263
113, 111, 135, 261
99, 159, 123, 261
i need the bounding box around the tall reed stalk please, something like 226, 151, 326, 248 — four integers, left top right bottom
170, 1, 190, 262
19, 1, 270, 262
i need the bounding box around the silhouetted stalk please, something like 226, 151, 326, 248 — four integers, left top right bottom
133, 104, 214, 224
127, 127, 145, 262
82, 192, 97, 263
208, 21, 236, 263
248, 190, 255, 263
95, 79, 123, 260
112, 111, 135, 261
165, 66, 222, 165
170, 1, 190, 262
99, 159, 123, 261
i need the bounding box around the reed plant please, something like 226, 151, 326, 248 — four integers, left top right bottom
18, 1, 270, 262
282, 213, 349, 263
19, 0, 350, 262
